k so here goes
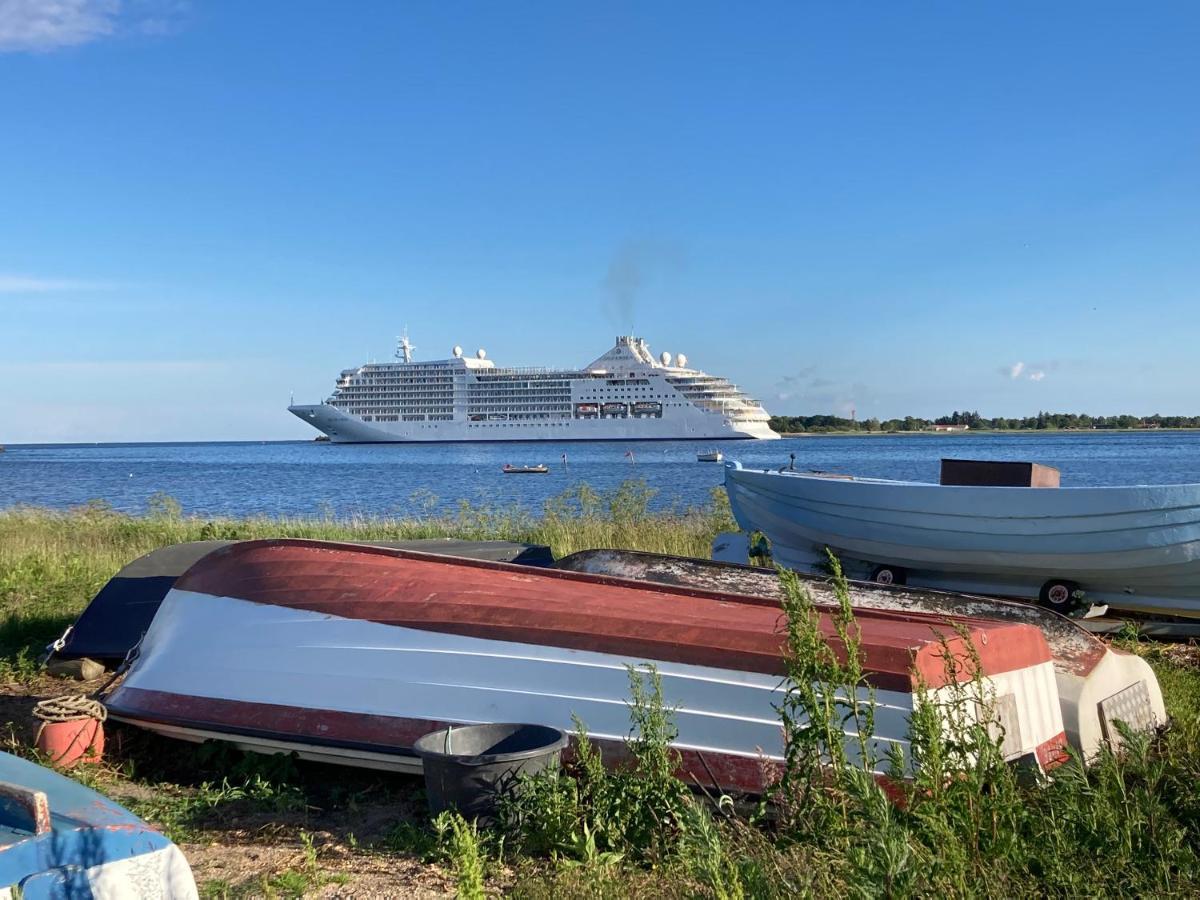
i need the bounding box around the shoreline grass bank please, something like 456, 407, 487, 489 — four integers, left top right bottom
777, 427, 1200, 437
2, 489, 1200, 896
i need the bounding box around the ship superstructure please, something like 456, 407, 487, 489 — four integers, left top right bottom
289, 335, 778, 442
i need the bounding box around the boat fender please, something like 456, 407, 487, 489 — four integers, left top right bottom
33, 695, 107, 768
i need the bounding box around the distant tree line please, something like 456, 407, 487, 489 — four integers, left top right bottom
768, 411, 1200, 434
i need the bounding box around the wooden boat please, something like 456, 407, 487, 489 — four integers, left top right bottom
104, 539, 1068, 792
502, 463, 549, 474
50, 539, 554, 664
556, 548, 1165, 756
0, 749, 196, 896
697, 450, 724, 462
725, 459, 1200, 617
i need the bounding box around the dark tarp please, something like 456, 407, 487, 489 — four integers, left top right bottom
57, 539, 554, 662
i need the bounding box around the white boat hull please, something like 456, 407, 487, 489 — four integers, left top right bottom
725, 461, 1200, 615
103, 540, 1069, 788
290, 402, 777, 442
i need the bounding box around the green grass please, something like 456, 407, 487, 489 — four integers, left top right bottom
5, 487, 1200, 896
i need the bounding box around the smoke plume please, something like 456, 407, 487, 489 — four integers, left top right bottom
601, 240, 683, 331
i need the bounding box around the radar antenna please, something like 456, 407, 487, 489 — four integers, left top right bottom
396, 328, 416, 363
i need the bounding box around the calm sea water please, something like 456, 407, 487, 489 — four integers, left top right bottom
1, 432, 1197, 520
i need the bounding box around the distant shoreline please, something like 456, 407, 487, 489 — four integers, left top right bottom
777, 428, 1200, 437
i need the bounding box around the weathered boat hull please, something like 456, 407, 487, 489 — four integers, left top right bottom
55, 538, 554, 662
0, 750, 196, 898
105, 540, 1067, 792
724, 461, 1200, 615
556, 548, 1165, 756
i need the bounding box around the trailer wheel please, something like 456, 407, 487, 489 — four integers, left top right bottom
1038, 579, 1079, 611
871, 565, 906, 586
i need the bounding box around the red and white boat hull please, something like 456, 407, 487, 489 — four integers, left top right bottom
105, 540, 1068, 792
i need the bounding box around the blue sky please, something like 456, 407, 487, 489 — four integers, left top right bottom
1, 1, 1198, 441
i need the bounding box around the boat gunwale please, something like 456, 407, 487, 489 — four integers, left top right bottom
726, 460, 1200, 495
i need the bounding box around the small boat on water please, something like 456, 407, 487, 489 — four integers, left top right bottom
555, 547, 1165, 756
725, 458, 1200, 617
0, 749, 196, 897
502, 463, 549, 474
103, 539, 1068, 791
697, 450, 724, 462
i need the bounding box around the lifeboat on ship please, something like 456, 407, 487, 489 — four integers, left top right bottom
633, 401, 663, 417
103, 540, 1068, 792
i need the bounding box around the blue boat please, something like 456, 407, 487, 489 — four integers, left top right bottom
0, 750, 196, 898
724, 459, 1200, 617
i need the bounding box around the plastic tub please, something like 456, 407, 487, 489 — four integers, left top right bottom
412, 723, 568, 824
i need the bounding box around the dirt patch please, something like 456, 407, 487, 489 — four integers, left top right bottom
0, 674, 458, 897
183, 838, 454, 898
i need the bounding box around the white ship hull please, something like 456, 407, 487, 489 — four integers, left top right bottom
290, 335, 778, 443
290, 401, 778, 442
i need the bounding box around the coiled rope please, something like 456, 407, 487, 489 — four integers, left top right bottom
33, 695, 108, 724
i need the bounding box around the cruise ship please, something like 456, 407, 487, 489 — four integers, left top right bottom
289, 335, 778, 442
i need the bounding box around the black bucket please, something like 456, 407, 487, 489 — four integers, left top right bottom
413, 723, 569, 824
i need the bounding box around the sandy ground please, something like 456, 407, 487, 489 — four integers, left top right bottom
0, 675, 456, 898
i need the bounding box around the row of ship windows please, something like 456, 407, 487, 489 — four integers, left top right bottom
467, 407, 572, 413
467, 413, 571, 421
357, 420, 456, 427
467, 421, 573, 427
337, 387, 452, 392
341, 404, 576, 412
341, 404, 693, 414
355, 413, 581, 422
576, 412, 664, 419
341, 411, 451, 417
337, 389, 570, 398
345, 384, 456, 391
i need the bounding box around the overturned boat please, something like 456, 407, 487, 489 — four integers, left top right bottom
52, 538, 554, 663
724, 458, 1200, 617
103, 539, 1068, 792
556, 548, 1165, 756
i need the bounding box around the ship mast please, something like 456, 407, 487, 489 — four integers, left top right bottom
396, 328, 416, 364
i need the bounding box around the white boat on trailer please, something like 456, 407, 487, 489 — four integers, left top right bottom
724, 458, 1200, 618
103, 539, 1070, 792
